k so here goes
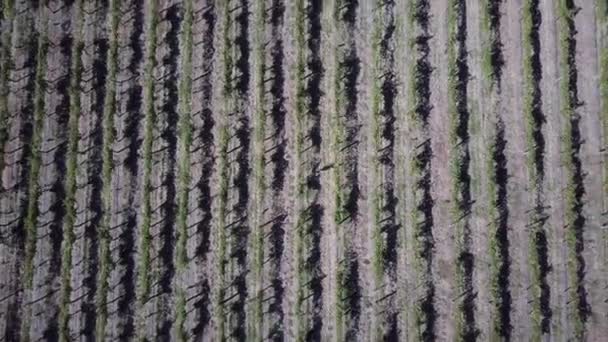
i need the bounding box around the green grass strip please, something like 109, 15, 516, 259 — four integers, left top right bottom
293, 0, 311, 339
479, 1, 509, 340
407, 1, 434, 338
370, 0, 384, 284
215, 1, 234, 338
22, 18, 48, 289
250, 0, 267, 339
557, 1, 588, 338
332, 6, 347, 338
95, 0, 119, 337
136, 0, 159, 305
521, 0, 546, 338
173, 1, 193, 340
447, 0, 476, 339
175, 0, 193, 271
58, 1, 84, 340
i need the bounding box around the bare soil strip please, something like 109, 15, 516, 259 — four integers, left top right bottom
23, 2, 75, 340
214, 0, 253, 339
522, 0, 553, 338
370, 1, 399, 339
137, 1, 183, 339
575, 1, 608, 339
254, 0, 291, 339
408, 1, 438, 340
0, 1, 39, 339
596, 0, 608, 338
499, 1, 532, 339
176, 0, 218, 339
292, 0, 325, 340
447, 1, 478, 339
331, 1, 364, 340
479, 1, 512, 340
429, 0, 455, 339
59, 1, 103, 340
96, 1, 143, 339
556, 1, 591, 339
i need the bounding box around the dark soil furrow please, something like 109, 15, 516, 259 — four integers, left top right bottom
372, 0, 398, 339
65, 1, 109, 339
216, 0, 251, 339
99, 0, 142, 339
481, 0, 511, 339
333, 0, 361, 339
145, 3, 182, 338
294, 0, 324, 340
448, 0, 477, 339
255, 0, 288, 339
181, 0, 217, 339
557, 0, 590, 338
228, 1, 250, 339
409, 1, 435, 340
523, 0, 551, 335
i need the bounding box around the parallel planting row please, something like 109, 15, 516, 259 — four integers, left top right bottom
0, 0, 606, 341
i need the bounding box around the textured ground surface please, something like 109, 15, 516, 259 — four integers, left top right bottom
0, 0, 607, 341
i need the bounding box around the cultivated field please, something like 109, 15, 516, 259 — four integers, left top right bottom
0, 0, 607, 341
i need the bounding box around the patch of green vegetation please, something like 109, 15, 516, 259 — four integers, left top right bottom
173, 290, 187, 342
23, 30, 49, 288
557, 1, 587, 338
175, 0, 193, 271
215, 1, 234, 338
136, 0, 159, 306
96, 0, 119, 337
59, 2, 84, 340
333, 51, 346, 225
521, 0, 544, 337
370, 0, 384, 285
407, 1, 433, 338
250, 1, 267, 339
447, 0, 474, 339
479, 0, 507, 338
173, 1, 194, 339
293, 1, 315, 339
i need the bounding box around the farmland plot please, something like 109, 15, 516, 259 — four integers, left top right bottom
1, 0, 607, 341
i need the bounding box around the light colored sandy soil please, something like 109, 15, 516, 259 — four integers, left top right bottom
393, 2, 415, 340
500, 0, 532, 340
465, 0, 492, 339
595, 0, 608, 335
540, 0, 570, 339
319, 0, 337, 339
575, 2, 608, 339
281, 0, 301, 337
429, 0, 456, 340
